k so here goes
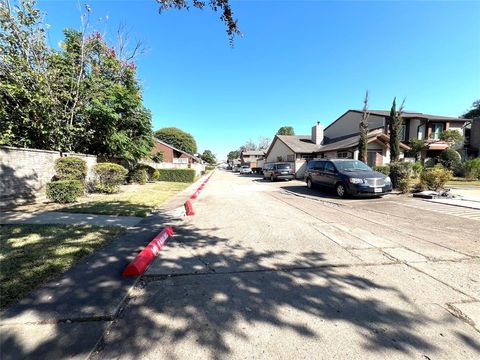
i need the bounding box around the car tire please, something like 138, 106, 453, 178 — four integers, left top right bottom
307, 178, 313, 189
336, 183, 348, 198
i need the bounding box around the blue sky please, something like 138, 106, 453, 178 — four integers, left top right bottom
39, 0, 480, 160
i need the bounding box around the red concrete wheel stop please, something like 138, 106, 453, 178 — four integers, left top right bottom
122, 226, 174, 277
184, 200, 195, 216
190, 190, 201, 200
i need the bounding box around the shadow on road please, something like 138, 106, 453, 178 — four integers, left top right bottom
89, 222, 472, 359
2, 211, 478, 359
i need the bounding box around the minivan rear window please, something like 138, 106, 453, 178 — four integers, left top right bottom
276, 164, 291, 169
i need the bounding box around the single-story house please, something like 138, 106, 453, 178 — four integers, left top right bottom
265, 109, 469, 178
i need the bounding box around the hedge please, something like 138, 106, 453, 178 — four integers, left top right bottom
92, 163, 128, 193
46, 180, 84, 203
55, 157, 87, 181
134, 164, 157, 182
158, 169, 195, 183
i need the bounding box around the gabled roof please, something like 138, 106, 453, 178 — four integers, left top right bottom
320, 129, 410, 152
242, 150, 266, 156
154, 138, 203, 163
349, 109, 465, 122
276, 135, 321, 153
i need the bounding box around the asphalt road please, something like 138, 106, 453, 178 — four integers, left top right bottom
94, 171, 480, 360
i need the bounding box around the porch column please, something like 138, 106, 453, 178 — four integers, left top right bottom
353, 149, 359, 160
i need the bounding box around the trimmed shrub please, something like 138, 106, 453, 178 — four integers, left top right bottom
130, 168, 148, 184
92, 163, 128, 193
389, 162, 412, 191
373, 165, 390, 176
158, 169, 195, 183
46, 180, 84, 203
420, 165, 453, 191
439, 148, 461, 170
412, 162, 423, 178
55, 157, 87, 181
205, 165, 216, 171
464, 158, 480, 180
151, 169, 160, 181
133, 164, 157, 182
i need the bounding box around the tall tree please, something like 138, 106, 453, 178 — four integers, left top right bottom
358, 90, 369, 163
156, 0, 240, 44
462, 99, 480, 119
201, 150, 216, 164
257, 136, 270, 150
0, 1, 153, 161
277, 126, 295, 136
154, 127, 197, 154
389, 97, 405, 163
240, 139, 257, 152
227, 150, 240, 161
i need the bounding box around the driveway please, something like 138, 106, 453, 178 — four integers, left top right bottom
94, 171, 480, 359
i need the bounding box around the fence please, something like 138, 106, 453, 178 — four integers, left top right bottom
0, 146, 97, 207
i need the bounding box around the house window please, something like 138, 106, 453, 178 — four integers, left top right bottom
300, 154, 314, 160
400, 124, 407, 141
287, 154, 295, 161
337, 151, 350, 158
432, 123, 444, 140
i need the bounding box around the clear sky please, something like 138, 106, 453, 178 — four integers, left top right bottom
38, 0, 480, 160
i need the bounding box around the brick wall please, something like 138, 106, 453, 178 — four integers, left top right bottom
0, 146, 97, 207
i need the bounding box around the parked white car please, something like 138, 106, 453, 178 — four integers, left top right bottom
240, 165, 252, 174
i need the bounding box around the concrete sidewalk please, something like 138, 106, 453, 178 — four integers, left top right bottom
0, 174, 212, 360
0, 210, 142, 227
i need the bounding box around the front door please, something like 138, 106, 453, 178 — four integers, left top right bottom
367, 150, 382, 167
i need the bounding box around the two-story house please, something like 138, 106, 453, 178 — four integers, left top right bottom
241, 150, 266, 169
265, 109, 469, 178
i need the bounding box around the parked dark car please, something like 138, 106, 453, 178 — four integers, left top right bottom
304, 159, 392, 197
263, 162, 295, 181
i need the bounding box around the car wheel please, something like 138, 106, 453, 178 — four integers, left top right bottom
307, 178, 313, 189
336, 183, 347, 198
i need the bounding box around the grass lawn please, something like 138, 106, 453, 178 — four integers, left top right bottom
62, 181, 191, 217
446, 179, 480, 187
0, 224, 125, 310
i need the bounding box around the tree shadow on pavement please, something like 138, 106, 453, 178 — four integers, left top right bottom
90, 223, 477, 359
2, 218, 479, 359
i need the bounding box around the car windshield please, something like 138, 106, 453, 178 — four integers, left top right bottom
333, 160, 371, 172
276, 164, 291, 169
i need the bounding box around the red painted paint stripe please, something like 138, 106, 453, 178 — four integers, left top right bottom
122, 226, 174, 277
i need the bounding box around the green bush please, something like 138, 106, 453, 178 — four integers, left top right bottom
389, 162, 412, 191
152, 169, 160, 181
130, 168, 148, 184
464, 158, 480, 180
92, 163, 128, 193
55, 157, 87, 181
412, 162, 423, 178
439, 148, 461, 170
133, 164, 158, 182
373, 165, 390, 176
205, 165, 216, 171
46, 180, 84, 203
420, 165, 453, 191
158, 169, 195, 183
